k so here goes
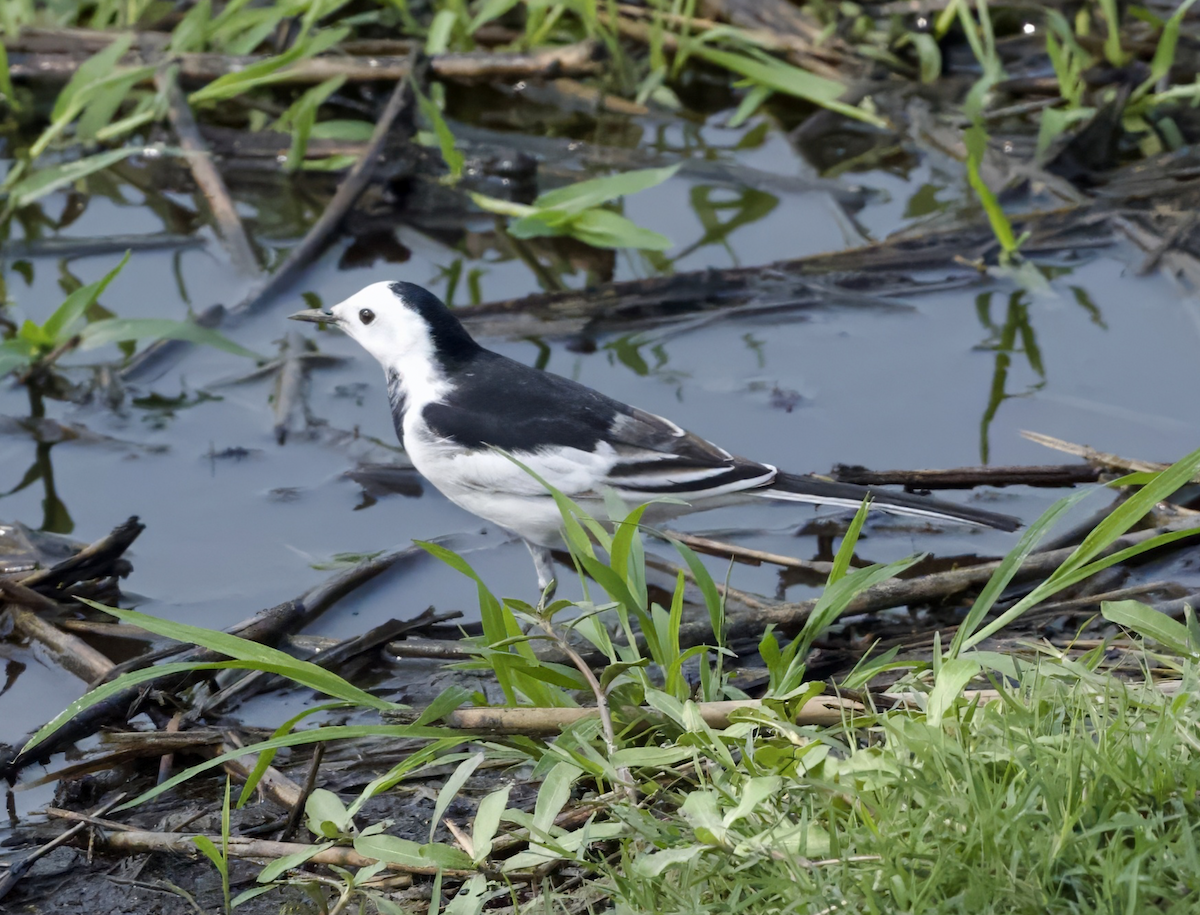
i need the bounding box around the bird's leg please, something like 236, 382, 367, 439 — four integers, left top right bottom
526, 541, 558, 606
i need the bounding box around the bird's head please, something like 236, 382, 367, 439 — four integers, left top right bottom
289, 281, 480, 372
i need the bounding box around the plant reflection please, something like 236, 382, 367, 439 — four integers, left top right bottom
975, 285, 1104, 462
2, 389, 73, 534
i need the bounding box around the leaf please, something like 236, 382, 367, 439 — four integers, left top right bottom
309, 119, 375, 141
691, 46, 886, 128
471, 785, 510, 863
73, 599, 393, 710
426, 8, 459, 54
610, 745, 694, 768
444, 874, 489, 915
77, 68, 152, 143
0, 43, 18, 112
78, 318, 263, 360
722, 776, 782, 827
533, 762, 580, 837
416, 88, 465, 180
1103, 599, 1197, 657
192, 835, 228, 878
927, 657, 981, 726
534, 164, 681, 214
256, 841, 335, 883
632, 844, 704, 877
274, 76, 346, 172
52, 34, 134, 123
430, 753, 484, 843
355, 835, 426, 868
5, 147, 144, 210
354, 835, 474, 870
305, 788, 353, 838
964, 122, 1018, 256
43, 251, 130, 342
188, 28, 348, 105
170, 0, 212, 52
468, 0, 519, 34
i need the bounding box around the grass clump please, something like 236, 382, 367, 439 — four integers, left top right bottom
602, 660, 1200, 915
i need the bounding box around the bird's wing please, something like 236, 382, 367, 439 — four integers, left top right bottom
600, 406, 777, 497
419, 352, 775, 499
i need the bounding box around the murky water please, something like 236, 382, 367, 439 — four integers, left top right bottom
3, 104, 1199, 825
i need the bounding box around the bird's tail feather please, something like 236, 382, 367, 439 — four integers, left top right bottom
761, 472, 1021, 532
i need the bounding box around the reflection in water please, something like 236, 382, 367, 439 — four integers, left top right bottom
2, 392, 73, 534
671, 186, 779, 265
974, 284, 1106, 462
604, 333, 688, 391
976, 290, 1045, 464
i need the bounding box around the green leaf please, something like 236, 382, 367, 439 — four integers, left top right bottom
77, 68, 152, 143
510, 208, 672, 250
52, 34, 134, 123
610, 745, 694, 768
73, 599, 394, 710
691, 46, 887, 128
950, 490, 1089, 657
444, 874, 489, 915
416, 87, 465, 181
430, 753, 484, 843
169, 0, 212, 52
78, 318, 263, 360
274, 76, 346, 172
0, 42, 18, 112
927, 657, 981, 726
632, 844, 704, 877
722, 776, 782, 826
5, 147, 144, 210
305, 788, 353, 838
468, 0, 519, 34
43, 251, 130, 342
255, 841, 335, 883
471, 785, 510, 863
309, 119, 375, 141
534, 164, 681, 214
964, 122, 1018, 256
533, 762, 581, 836
188, 28, 349, 105
727, 82, 772, 129
426, 8, 459, 54
192, 835, 228, 878
1103, 599, 1197, 657
354, 835, 474, 871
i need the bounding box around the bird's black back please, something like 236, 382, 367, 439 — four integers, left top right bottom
420, 349, 624, 452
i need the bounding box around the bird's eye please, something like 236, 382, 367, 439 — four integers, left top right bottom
359, 309, 375, 325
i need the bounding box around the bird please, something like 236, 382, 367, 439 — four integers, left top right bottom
290, 281, 1020, 595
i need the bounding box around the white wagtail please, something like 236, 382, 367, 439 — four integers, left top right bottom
291, 281, 1020, 592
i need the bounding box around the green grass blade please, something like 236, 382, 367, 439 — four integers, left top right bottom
949, 489, 1089, 657
43, 251, 130, 341
78, 318, 263, 360
75, 599, 395, 709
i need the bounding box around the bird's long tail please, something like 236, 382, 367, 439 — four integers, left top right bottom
760, 471, 1021, 532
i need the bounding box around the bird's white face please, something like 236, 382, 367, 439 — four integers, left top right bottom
326, 281, 435, 372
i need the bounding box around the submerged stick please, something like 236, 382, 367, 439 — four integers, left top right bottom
831, 462, 1101, 490
156, 67, 259, 275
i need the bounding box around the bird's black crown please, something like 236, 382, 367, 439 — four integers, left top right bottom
388, 281, 481, 366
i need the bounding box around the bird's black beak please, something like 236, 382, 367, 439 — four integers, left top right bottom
288, 309, 337, 325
